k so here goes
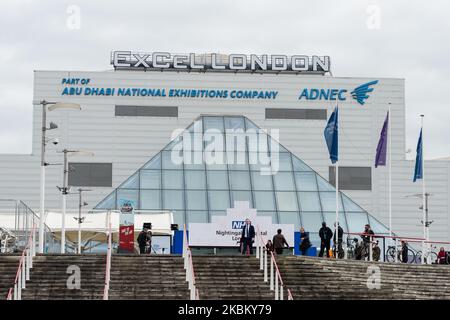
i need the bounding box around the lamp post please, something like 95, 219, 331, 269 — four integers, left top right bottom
58, 149, 94, 254
38, 100, 81, 254
75, 188, 91, 254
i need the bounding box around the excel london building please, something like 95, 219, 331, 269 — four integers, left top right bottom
1, 51, 450, 248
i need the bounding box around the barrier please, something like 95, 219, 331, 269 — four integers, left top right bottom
255, 226, 293, 300
103, 210, 112, 300
6, 223, 36, 300
183, 225, 199, 300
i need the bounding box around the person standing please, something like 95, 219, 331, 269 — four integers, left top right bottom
333, 222, 344, 258
137, 228, 148, 254
319, 222, 333, 258
241, 219, 255, 255
145, 229, 153, 254
272, 229, 289, 255
299, 227, 311, 256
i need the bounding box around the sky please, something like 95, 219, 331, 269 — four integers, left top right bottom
0, 0, 449, 159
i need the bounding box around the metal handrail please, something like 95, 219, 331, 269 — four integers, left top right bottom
255, 226, 293, 300
6, 223, 36, 300
183, 224, 199, 300
103, 211, 112, 300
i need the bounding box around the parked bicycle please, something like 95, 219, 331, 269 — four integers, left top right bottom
385, 241, 416, 263
415, 245, 438, 264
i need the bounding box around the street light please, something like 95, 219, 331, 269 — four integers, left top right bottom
74, 188, 92, 254
58, 149, 94, 254
38, 100, 81, 254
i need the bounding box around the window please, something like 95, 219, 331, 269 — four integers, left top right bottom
68, 163, 112, 187
115, 105, 178, 117
265, 108, 327, 120
329, 166, 372, 190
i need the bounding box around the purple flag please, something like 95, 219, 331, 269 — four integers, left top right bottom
375, 111, 389, 168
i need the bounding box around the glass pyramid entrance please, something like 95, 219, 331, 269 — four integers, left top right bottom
94, 115, 389, 244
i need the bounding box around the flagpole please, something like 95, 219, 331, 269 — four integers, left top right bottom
335, 161, 339, 259
388, 104, 392, 239
421, 115, 426, 264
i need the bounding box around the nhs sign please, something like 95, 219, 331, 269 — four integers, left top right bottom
232, 221, 246, 229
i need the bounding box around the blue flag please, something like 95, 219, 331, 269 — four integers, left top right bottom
324, 107, 338, 164
375, 111, 389, 168
413, 128, 423, 182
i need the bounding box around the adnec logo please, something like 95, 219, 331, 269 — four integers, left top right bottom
298, 80, 378, 105
232, 221, 246, 229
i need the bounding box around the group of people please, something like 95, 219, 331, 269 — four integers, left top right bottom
240, 218, 290, 255
137, 228, 153, 254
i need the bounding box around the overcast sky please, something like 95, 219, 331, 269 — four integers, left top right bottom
1, 0, 449, 159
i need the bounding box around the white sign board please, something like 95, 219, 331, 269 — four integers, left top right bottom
188, 201, 294, 247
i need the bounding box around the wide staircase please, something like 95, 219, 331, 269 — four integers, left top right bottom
277, 255, 450, 300
21, 254, 105, 300
108, 255, 189, 299
192, 255, 273, 300
0, 254, 21, 298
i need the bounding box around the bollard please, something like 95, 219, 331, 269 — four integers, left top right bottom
270, 257, 274, 290
280, 285, 284, 300
275, 275, 279, 300
263, 250, 268, 282
256, 242, 260, 259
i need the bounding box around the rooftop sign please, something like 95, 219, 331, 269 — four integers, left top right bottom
111, 51, 330, 74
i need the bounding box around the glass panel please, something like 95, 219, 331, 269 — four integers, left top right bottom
253, 191, 276, 210
140, 190, 161, 210
187, 211, 208, 223
300, 212, 324, 233
203, 116, 224, 132
207, 170, 229, 190
186, 190, 207, 210
163, 190, 184, 210
317, 175, 335, 191
308, 232, 321, 248
205, 151, 227, 170
248, 132, 268, 153
208, 191, 230, 211
257, 211, 278, 224
172, 210, 185, 226
229, 170, 251, 190
279, 212, 301, 230
188, 119, 203, 133
295, 172, 318, 191
322, 211, 348, 232
120, 172, 139, 189
225, 132, 247, 152
143, 153, 161, 169
184, 151, 205, 170
204, 132, 224, 153
268, 137, 288, 153
231, 191, 253, 207
249, 152, 271, 171
162, 150, 182, 170
183, 132, 203, 151
251, 171, 273, 191
276, 192, 298, 211
319, 192, 344, 212
210, 210, 227, 217
292, 156, 312, 171
140, 170, 161, 189
162, 170, 184, 189
245, 117, 259, 131
185, 170, 206, 190
277, 152, 293, 171
346, 212, 369, 233
224, 116, 245, 130
227, 151, 249, 170
117, 189, 139, 209
273, 172, 295, 191
342, 193, 365, 212
368, 216, 389, 234
298, 192, 321, 211
164, 135, 182, 151
95, 191, 116, 209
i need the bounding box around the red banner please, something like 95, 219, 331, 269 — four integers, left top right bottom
119, 225, 134, 252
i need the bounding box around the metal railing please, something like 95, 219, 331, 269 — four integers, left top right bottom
255, 227, 293, 300
103, 210, 112, 300
0, 199, 56, 253
183, 225, 199, 300
6, 223, 36, 300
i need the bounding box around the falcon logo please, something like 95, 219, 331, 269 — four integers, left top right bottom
350, 80, 378, 105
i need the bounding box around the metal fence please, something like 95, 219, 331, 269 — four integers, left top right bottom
0, 199, 57, 253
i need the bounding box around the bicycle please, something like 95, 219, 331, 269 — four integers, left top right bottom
415, 245, 438, 264
345, 237, 358, 259
385, 243, 416, 263
332, 241, 344, 259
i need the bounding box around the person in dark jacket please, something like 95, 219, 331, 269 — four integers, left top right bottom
265, 240, 274, 253
137, 228, 148, 254
299, 227, 311, 256
401, 241, 409, 263
272, 229, 289, 255
319, 222, 333, 258
241, 219, 255, 255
